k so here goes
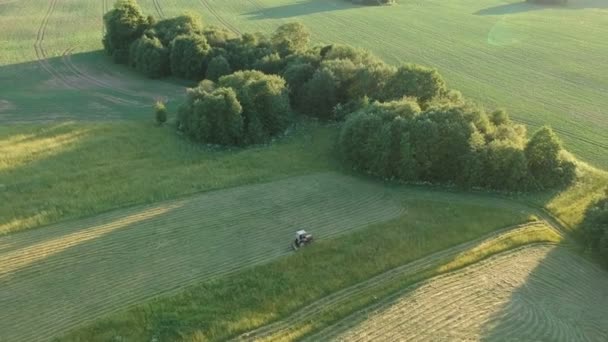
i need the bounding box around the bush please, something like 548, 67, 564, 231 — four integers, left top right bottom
154, 101, 168, 125
129, 35, 169, 78
102, 0, 149, 63
169, 34, 210, 80
206, 55, 232, 81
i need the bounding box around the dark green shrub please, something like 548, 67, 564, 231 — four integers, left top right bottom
102, 0, 149, 63
282, 62, 315, 106
169, 34, 210, 80
203, 26, 238, 48
206, 55, 232, 81
154, 101, 168, 125
301, 68, 338, 119
582, 192, 608, 264
129, 35, 169, 78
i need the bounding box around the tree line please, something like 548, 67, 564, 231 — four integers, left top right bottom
103, 0, 576, 192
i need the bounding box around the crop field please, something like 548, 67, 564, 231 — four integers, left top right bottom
1, 0, 608, 341
0, 173, 402, 341
315, 244, 608, 341
1, 0, 607, 166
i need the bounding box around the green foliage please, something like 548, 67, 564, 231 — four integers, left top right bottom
282, 62, 315, 105
582, 191, 608, 264
150, 13, 204, 46
180, 86, 244, 145
525, 126, 575, 189
203, 25, 238, 48
339, 100, 573, 191
179, 71, 291, 146
154, 101, 167, 125
129, 34, 169, 78
383, 64, 447, 103
301, 68, 338, 119
169, 34, 210, 80
206, 55, 232, 81
102, 0, 148, 63
271, 22, 311, 56
218, 70, 292, 144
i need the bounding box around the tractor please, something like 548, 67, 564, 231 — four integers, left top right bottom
292, 230, 313, 250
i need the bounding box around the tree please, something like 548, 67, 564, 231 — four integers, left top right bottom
301, 69, 338, 120
169, 34, 210, 79
219, 70, 292, 144
152, 13, 204, 46
154, 101, 168, 125
383, 64, 447, 103
102, 0, 148, 63
524, 126, 567, 188
282, 62, 315, 106
271, 22, 310, 56
206, 55, 232, 81
129, 35, 169, 78
582, 192, 608, 264
179, 86, 243, 145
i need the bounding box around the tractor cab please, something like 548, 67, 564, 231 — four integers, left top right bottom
293, 229, 313, 250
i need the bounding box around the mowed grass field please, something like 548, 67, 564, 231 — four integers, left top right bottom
320, 244, 608, 341
0, 0, 607, 166
1, 0, 608, 341
1, 172, 533, 341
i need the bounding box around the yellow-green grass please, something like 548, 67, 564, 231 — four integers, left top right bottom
319, 243, 608, 341
57, 199, 536, 342
1, 0, 606, 167
0, 120, 337, 235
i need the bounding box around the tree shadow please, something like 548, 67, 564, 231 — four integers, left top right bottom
475, 0, 608, 16
0, 50, 187, 123
480, 245, 608, 340
245, 0, 357, 20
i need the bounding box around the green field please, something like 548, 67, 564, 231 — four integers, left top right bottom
1, 0, 607, 166
1, 0, 607, 340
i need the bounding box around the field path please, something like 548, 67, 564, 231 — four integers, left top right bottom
313, 244, 608, 341
234, 221, 557, 341
0, 173, 405, 341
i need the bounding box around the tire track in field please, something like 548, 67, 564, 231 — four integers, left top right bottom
314, 245, 608, 341
0, 173, 404, 342
34, 0, 142, 111
61, 47, 151, 105
34, 0, 71, 89
152, 0, 165, 19
198, 0, 241, 35
233, 222, 556, 341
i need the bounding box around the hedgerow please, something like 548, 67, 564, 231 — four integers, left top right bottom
102, 2, 576, 191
